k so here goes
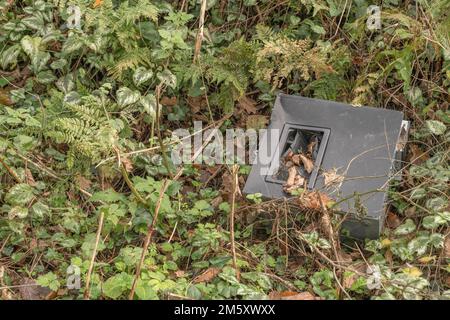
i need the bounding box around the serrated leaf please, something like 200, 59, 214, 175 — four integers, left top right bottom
395, 219, 416, 235
5, 183, 35, 206
422, 215, 446, 229
426, 120, 446, 135
102, 273, 131, 299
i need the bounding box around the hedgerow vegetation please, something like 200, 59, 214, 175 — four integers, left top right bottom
0, 0, 449, 300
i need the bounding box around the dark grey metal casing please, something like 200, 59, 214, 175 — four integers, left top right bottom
243, 94, 406, 240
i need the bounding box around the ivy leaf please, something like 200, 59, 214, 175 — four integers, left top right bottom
117, 87, 140, 107
425, 120, 446, 135
133, 67, 153, 86
395, 219, 416, 235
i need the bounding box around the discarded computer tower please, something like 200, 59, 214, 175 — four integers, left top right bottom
243, 94, 409, 240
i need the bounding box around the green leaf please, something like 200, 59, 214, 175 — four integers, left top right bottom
5, 183, 35, 206
117, 87, 140, 107
21, 35, 42, 57
139, 94, 156, 117
133, 67, 153, 86
425, 120, 446, 135
21, 15, 45, 31
157, 69, 177, 89
36, 272, 60, 291
1, 44, 21, 70
422, 215, 447, 229
135, 279, 158, 300
102, 273, 132, 299
395, 219, 416, 235
425, 197, 447, 211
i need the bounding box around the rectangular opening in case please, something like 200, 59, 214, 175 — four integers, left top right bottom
265, 124, 330, 190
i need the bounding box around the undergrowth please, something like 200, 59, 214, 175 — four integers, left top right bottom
0, 0, 449, 300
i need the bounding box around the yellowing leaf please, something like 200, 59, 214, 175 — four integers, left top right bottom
381, 238, 392, 248
418, 256, 435, 264
402, 267, 422, 277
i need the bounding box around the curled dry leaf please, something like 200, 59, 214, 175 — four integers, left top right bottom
386, 211, 401, 229
298, 191, 333, 210
0, 88, 13, 106
193, 267, 220, 283
121, 157, 133, 172
408, 144, 429, 165
75, 175, 92, 190
307, 139, 317, 155
323, 168, 344, 189
160, 96, 177, 106
283, 166, 305, 194
25, 168, 37, 186
299, 154, 314, 173
238, 96, 258, 114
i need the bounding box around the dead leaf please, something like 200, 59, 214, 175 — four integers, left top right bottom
343, 273, 358, 289
161, 96, 177, 106
408, 144, 429, 165
193, 267, 220, 283
299, 154, 314, 173
298, 191, 332, 210
307, 139, 317, 155
75, 175, 92, 190
238, 96, 258, 114
269, 291, 318, 300
0, 88, 13, 106
323, 168, 344, 189
25, 168, 36, 186
283, 166, 305, 194
386, 211, 401, 229
122, 157, 133, 173
246, 115, 268, 130
19, 278, 51, 300
285, 166, 297, 187
187, 96, 206, 114
175, 270, 186, 278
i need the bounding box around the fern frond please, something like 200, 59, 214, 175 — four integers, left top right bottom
108, 47, 151, 79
